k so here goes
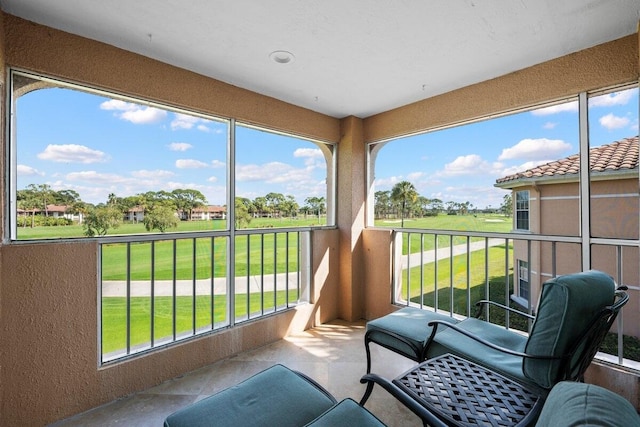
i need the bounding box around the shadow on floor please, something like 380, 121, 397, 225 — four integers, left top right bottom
49, 320, 422, 427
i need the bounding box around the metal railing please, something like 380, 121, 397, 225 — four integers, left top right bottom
99, 228, 312, 363
389, 228, 639, 369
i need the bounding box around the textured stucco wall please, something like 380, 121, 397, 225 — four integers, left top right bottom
364, 34, 639, 143
0, 14, 343, 426
3, 15, 340, 144
0, 10, 639, 426
337, 116, 366, 321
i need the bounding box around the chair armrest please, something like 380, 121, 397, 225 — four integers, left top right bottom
427, 319, 558, 360
359, 373, 447, 427
474, 300, 535, 320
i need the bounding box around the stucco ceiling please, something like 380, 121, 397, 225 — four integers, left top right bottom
1, 0, 639, 118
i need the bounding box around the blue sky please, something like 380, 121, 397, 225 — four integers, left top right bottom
16, 86, 328, 206
375, 87, 639, 209
15, 83, 638, 209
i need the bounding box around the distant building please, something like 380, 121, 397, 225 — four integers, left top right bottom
124, 205, 145, 222
17, 204, 83, 223
180, 205, 227, 221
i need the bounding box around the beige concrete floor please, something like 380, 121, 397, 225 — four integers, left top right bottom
49, 320, 422, 427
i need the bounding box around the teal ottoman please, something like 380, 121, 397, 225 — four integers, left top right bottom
365, 307, 459, 372
164, 364, 386, 427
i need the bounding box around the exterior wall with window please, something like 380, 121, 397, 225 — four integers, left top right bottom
497, 139, 640, 337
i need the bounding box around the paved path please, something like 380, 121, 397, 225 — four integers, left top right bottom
102, 272, 299, 297
102, 238, 504, 296
401, 237, 505, 268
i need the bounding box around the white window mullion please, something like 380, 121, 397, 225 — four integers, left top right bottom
228, 119, 236, 326
578, 92, 591, 270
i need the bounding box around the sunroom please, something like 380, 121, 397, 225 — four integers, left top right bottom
1, 2, 639, 426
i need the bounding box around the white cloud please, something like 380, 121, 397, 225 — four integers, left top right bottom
168, 142, 193, 151
207, 176, 218, 183
500, 160, 553, 176
441, 154, 496, 177
211, 159, 226, 168
531, 102, 578, 116
498, 138, 571, 161
406, 171, 426, 181
294, 148, 323, 159
37, 144, 109, 164
170, 113, 211, 131
121, 108, 166, 124
131, 169, 175, 178
543, 122, 557, 129
374, 176, 402, 189
599, 113, 630, 130
100, 99, 166, 124
236, 161, 317, 187
293, 147, 326, 168
589, 90, 634, 107
66, 171, 125, 183
100, 99, 135, 111
17, 164, 44, 176
176, 159, 209, 169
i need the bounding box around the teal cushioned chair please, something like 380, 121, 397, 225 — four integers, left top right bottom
425, 270, 628, 393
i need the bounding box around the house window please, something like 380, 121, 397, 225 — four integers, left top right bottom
515, 191, 529, 231
518, 260, 530, 302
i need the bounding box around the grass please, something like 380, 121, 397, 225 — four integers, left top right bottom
29, 213, 631, 360
101, 232, 300, 280
102, 290, 298, 354
401, 248, 639, 361
376, 213, 512, 254
17, 216, 326, 240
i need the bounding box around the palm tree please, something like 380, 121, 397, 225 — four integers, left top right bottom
390, 181, 418, 227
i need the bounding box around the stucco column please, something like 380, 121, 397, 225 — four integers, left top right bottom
337, 116, 366, 321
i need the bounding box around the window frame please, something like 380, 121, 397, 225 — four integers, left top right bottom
7, 69, 337, 243
515, 190, 530, 231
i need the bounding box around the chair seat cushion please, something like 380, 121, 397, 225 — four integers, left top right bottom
426, 318, 530, 386
535, 381, 640, 426
305, 398, 387, 427
366, 307, 459, 360
164, 364, 337, 427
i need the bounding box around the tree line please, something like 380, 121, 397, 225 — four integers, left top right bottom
16, 184, 326, 236
376, 181, 512, 227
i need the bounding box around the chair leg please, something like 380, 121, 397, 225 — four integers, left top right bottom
365, 337, 373, 374
360, 379, 375, 405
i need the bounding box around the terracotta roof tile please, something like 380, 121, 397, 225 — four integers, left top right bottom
496, 136, 639, 184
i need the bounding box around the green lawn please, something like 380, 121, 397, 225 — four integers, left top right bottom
102, 290, 298, 354
101, 232, 299, 280
375, 213, 511, 231
377, 213, 512, 254
17, 216, 326, 240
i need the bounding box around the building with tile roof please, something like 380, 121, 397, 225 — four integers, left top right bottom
494, 136, 639, 331
496, 136, 639, 186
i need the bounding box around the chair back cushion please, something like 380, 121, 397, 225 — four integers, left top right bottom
535, 381, 640, 427
523, 270, 615, 389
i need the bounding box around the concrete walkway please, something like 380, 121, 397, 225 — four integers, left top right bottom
102, 238, 504, 297
401, 237, 505, 268
102, 272, 299, 297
